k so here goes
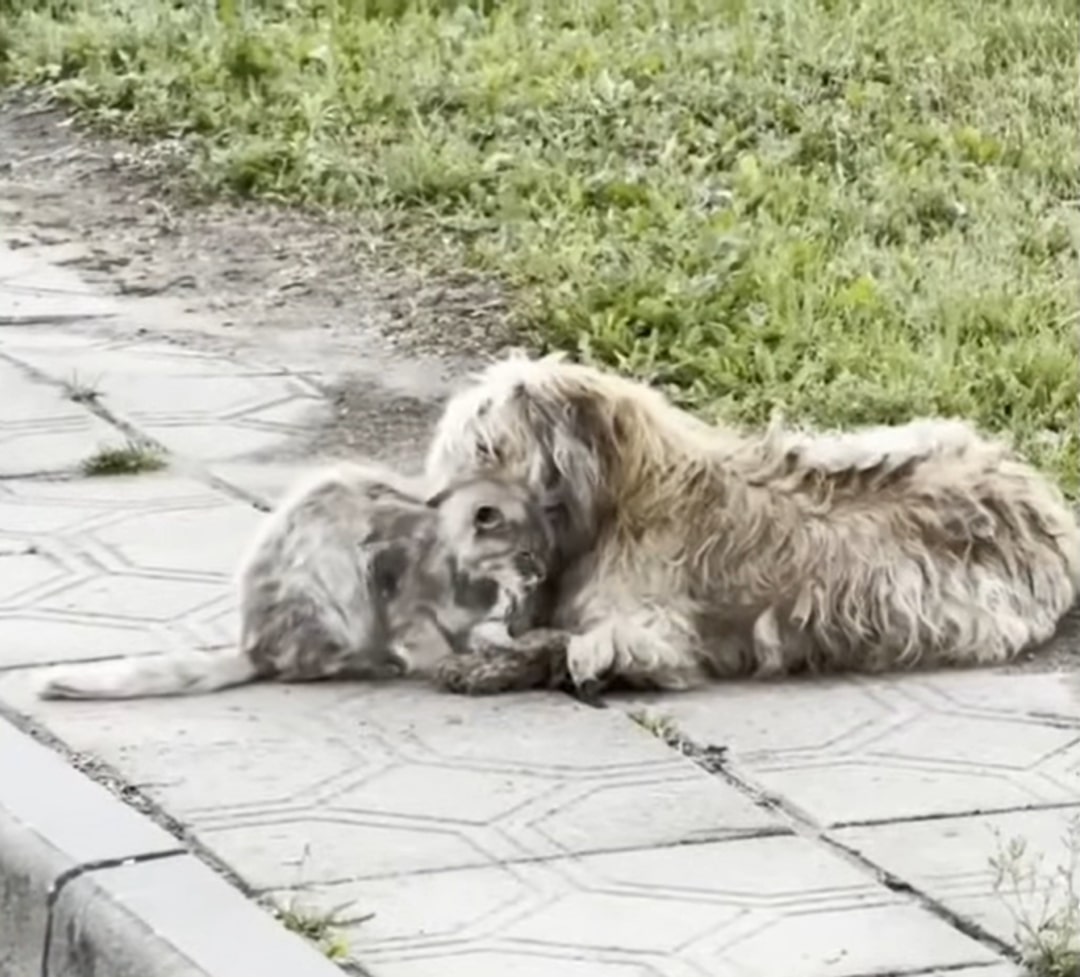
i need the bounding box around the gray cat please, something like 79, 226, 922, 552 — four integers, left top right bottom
37, 463, 558, 700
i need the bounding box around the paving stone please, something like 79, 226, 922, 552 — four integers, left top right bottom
1, 335, 327, 475
0, 475, 252, 667
275, 835, 1002, 977
624, 670, 1080, 826
0, 543, 71, 603
0, 331, 287, 378
0, 677, 785, 891
135, 421, 310, 463
836, 806, 1080, 953
0, 717, 181, 977
0, 241, 122, 320
0, 613, 176, 668
209, 459, 333, 508
0, 330, 327, 466
0, 359, 120, 475
48, 854, 347, 977
92, 504, 265, 577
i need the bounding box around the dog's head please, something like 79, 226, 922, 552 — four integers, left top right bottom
425, 354, 623, 563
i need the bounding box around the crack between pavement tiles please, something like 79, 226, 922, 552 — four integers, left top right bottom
843, 962, 1006, 977
39, 848, 187, 977
0, 314, 118, 326
651, 725, 1024, 968
833, 798, 1080, 830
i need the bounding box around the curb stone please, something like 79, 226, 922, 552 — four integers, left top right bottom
0, 717, 348, 977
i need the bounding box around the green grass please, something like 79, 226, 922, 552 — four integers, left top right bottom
3, 0, 1077, 491
81, 440, 167, 476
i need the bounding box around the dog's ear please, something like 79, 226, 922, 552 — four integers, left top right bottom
516, 384, 619, 540
552, 394, 619, 493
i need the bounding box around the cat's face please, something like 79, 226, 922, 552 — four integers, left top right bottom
428, 476, 562, 634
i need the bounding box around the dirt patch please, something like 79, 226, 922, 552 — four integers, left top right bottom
0, 91, 523, 462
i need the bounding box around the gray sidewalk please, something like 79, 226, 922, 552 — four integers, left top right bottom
2, 233, 1074, 976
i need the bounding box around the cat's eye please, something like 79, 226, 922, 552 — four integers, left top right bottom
473, 504, 505, 531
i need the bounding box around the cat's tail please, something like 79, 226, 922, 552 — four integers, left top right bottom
36, 647, 258, 700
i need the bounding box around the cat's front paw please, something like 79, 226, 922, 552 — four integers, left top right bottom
433, 653, 490, 695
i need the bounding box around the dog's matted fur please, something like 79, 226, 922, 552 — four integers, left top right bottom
424, 353, 1080, 694
38, 463, 557, 700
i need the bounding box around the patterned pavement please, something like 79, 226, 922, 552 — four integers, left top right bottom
5, 234, 1077, 976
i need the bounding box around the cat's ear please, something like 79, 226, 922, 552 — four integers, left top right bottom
425, 486, 452, 509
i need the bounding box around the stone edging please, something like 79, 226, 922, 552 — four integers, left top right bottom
0, 716, 346, 977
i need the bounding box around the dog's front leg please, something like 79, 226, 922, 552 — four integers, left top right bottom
564, 603, 707, 696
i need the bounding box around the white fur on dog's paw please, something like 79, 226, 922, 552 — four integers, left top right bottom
567, 626, 617, 691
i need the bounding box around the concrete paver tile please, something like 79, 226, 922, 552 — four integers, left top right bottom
0, 329, 327, 465
836, 806, 1080, 952
0, 717, 181, 977
0, 475, 255, 667
0, 241, 122, 320
277, 835, 1003, 977
0, 678, 785, 889
0, 359, 121, 476
624, 669, 1080, 825
49, 854, 345, 977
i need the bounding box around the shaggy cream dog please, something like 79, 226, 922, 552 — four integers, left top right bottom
424, 353, 1080, 694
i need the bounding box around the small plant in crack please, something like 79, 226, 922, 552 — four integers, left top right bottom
81, 441, 167, 476
273, 843, 374, 962
627, 706, 728, 772
628, 706, 685, 747
275, 898, 373, 961
990, 817, 1080, 976
63, 371, 102, 404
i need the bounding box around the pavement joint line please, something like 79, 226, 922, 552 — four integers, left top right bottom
831, 798, 1080, 830
843, 962, 1006, 977
0, 313, 118, 325
662, 732, 1024, 966
39, 848, 188, 977
242, 826, 802, 894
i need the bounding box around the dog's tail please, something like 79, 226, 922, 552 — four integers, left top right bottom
37, 647, 258, 700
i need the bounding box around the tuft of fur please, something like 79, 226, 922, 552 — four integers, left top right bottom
424, 352, 1080, 693
38, 463, 557, 701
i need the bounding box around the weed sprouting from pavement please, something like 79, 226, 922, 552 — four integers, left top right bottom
628, 706, 728, 772
81, 441, 166, 476
990, 818, 1080, 977
628, 707, 685, 748
274, 843, 374, 962
276, 899, 373, 961
63, 371, 102, 404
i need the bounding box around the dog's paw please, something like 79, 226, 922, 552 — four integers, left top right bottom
567, 627, 617, 695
